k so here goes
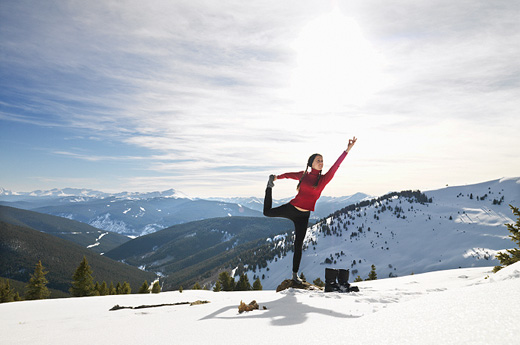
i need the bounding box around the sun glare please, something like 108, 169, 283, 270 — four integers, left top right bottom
290, 8, 384, 111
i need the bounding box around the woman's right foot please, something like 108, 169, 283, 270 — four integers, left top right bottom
267, 174, 276, 188
292, 272, 303, 284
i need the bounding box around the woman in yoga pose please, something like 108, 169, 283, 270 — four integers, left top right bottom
263, 137, 357, 283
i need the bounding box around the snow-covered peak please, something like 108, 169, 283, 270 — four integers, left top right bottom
250, 178, 519, 290
112, 189, 192, 200
0, 187, 191, 201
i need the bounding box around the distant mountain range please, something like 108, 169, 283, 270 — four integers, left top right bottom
2, 177, 518, 293
0, 187, 370, 237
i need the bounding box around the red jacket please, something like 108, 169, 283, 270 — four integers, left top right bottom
277, 150, 348, 211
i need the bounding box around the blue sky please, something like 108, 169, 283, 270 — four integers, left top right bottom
1, 0, 519, 198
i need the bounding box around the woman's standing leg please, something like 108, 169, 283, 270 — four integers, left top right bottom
292, 213, 310, 274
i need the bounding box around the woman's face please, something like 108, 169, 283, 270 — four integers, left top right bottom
312, 155, 323, 171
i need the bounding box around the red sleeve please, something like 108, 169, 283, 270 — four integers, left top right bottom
277, 171, 304, 180
321, 151, 348, 185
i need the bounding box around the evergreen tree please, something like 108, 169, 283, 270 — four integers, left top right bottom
109, 282, 116, 295
235, 274, 251, 291
99, 281, 109, 296
253, 278, 263, 291
70, 256, 95, 297
299, 272, 306, 282
367, 265, 377, 281
494, 205, 520, 272
193, 282, 202, 290
354, 275, 363, 282
139, 281, 149, 293
179, 285, 183, 293
218, 271, 235, 291
213, 281, 222, 292
92, 282, 101, 296
0, 279, 15, 303
121, 282, 131, 294
151, 281, 161, 293
25, 261, 51, 300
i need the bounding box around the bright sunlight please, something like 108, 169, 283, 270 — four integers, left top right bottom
290, 8, 384, 112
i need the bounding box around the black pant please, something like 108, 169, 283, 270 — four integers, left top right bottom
263, 188, 310, 273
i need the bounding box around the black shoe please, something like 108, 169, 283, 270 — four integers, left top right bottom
267, 175, 276, 188
325, 268, 340, 292
292, 272, 303, 284
338, 269, 350, 292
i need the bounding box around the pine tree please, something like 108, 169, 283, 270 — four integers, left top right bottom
121, 282, 131, 294
93, 282, 101, 296
70, 256, 95, 297
151, 281, 161, 293
235, 274, 251, 291
179, 285, 183, 293
139, 281, 149, 293
0, 279, 16, 303
218, 271, 235, 291
116, 282, 122, 294
354, 275, 363, 282
99, 281, 109, 296
109, 282, 116, 295
367, 265, 377, 281
494, 205, 520, 272
25, 261, 51, 300
253, 278, 263, 290
193, 282, 202, 290
299, 272, 306, 282
213, 281, 222, 292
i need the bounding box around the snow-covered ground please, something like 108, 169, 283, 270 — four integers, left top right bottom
2, 262, 519, 345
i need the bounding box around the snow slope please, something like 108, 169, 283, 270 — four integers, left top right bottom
1, 263, 519, 345
253, 177, 519, 289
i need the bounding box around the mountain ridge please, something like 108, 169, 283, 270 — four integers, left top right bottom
0, 187, 369, 236
245, 177, 519, 289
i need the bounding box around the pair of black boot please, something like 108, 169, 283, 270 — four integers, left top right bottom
325, 268, 351, 293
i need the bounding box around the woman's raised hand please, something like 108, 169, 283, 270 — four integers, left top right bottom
346, 136, 357, 153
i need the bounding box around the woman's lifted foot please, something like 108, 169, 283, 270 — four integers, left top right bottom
267, 174, 276, 188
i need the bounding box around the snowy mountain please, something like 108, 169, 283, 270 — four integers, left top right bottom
209, 192, 371, 220
0, 187, 109, 199
0, 187, 369, 236
242, 177, 519, 290
0, 188, 263, 237
2, 262, 519, 345
0, 187, 188, 202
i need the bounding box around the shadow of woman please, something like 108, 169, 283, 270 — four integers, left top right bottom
199, 291, 361, 326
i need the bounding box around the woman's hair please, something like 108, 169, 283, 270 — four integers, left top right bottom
297, 153, 322, 190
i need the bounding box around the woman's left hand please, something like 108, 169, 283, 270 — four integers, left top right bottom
346, 136, 357, 153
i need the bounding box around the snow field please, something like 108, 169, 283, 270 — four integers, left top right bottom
2, 263, 519, 345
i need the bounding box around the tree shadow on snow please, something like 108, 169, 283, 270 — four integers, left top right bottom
199, 291, 360, 326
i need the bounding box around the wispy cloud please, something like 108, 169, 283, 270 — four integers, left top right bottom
1, 0, 519, 197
